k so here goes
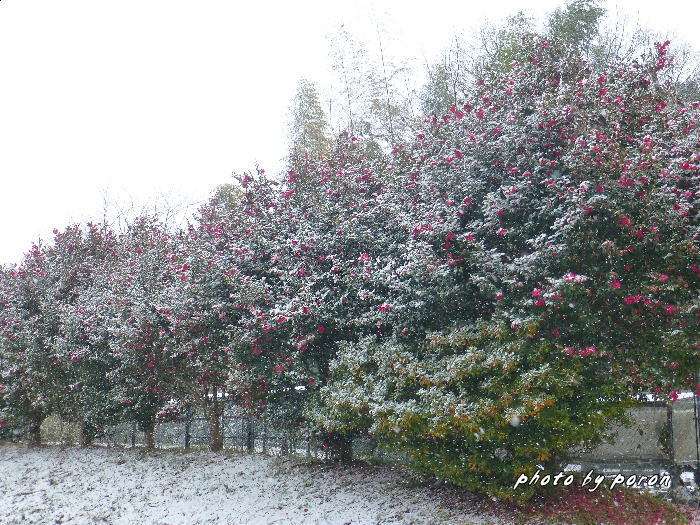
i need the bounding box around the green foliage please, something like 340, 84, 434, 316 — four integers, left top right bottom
288, 78, 332, 163
547, 0, 605, 53
315, 326, 634, 501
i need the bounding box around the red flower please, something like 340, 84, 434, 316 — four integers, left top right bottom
619, 216, 631, 227
316, 326, 325, 334
623, 295, 642, 305
532, 288, 542, 297
578, 345, 596, 357
611, 279, 621, 289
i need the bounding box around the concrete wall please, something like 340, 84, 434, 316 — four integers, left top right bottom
570, 400, 698, 466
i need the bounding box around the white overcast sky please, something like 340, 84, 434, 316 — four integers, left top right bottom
1, 0, 698, 264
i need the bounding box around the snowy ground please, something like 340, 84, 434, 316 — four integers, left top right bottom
0, 444, 504, 525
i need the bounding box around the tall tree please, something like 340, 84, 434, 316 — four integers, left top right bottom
288, 78, 331, 165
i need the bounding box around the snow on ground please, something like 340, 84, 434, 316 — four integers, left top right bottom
0, 444, 502, 525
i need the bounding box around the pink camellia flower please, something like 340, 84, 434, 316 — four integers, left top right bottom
659, 274, 669, 282
252, 347, 261, 355
535, 299, 545, 307
454, 149, 463, 159
578, 345, 597, 357
360, 253, 370, 261
619, 216, 631, 227
316, 326, 325, 334
623, 295, 643, 305
665, 305, 678, 315
378, 303, 391, 312
532, 288, 542, 297
495, 293, 504, 300
274, 364, 284, 374
496, 228, 507, 236
611, 279, 621, 289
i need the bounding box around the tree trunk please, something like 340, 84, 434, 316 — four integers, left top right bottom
208, 406, 223, 452
328, 433, 353, 463
336, 434, 353, 463
245, 417, 254, 453
78, 418, 94, 447
144, 419, 156, 450
262, 419, 268, 455
27, 409, 42, 446
184, 408, 192, 450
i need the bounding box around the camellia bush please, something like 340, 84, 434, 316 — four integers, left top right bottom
308, 35, 698, 500
0, 31, 697, 501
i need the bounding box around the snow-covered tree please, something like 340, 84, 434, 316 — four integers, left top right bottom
100, 217, 185, 449
312, 34, 698, 499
